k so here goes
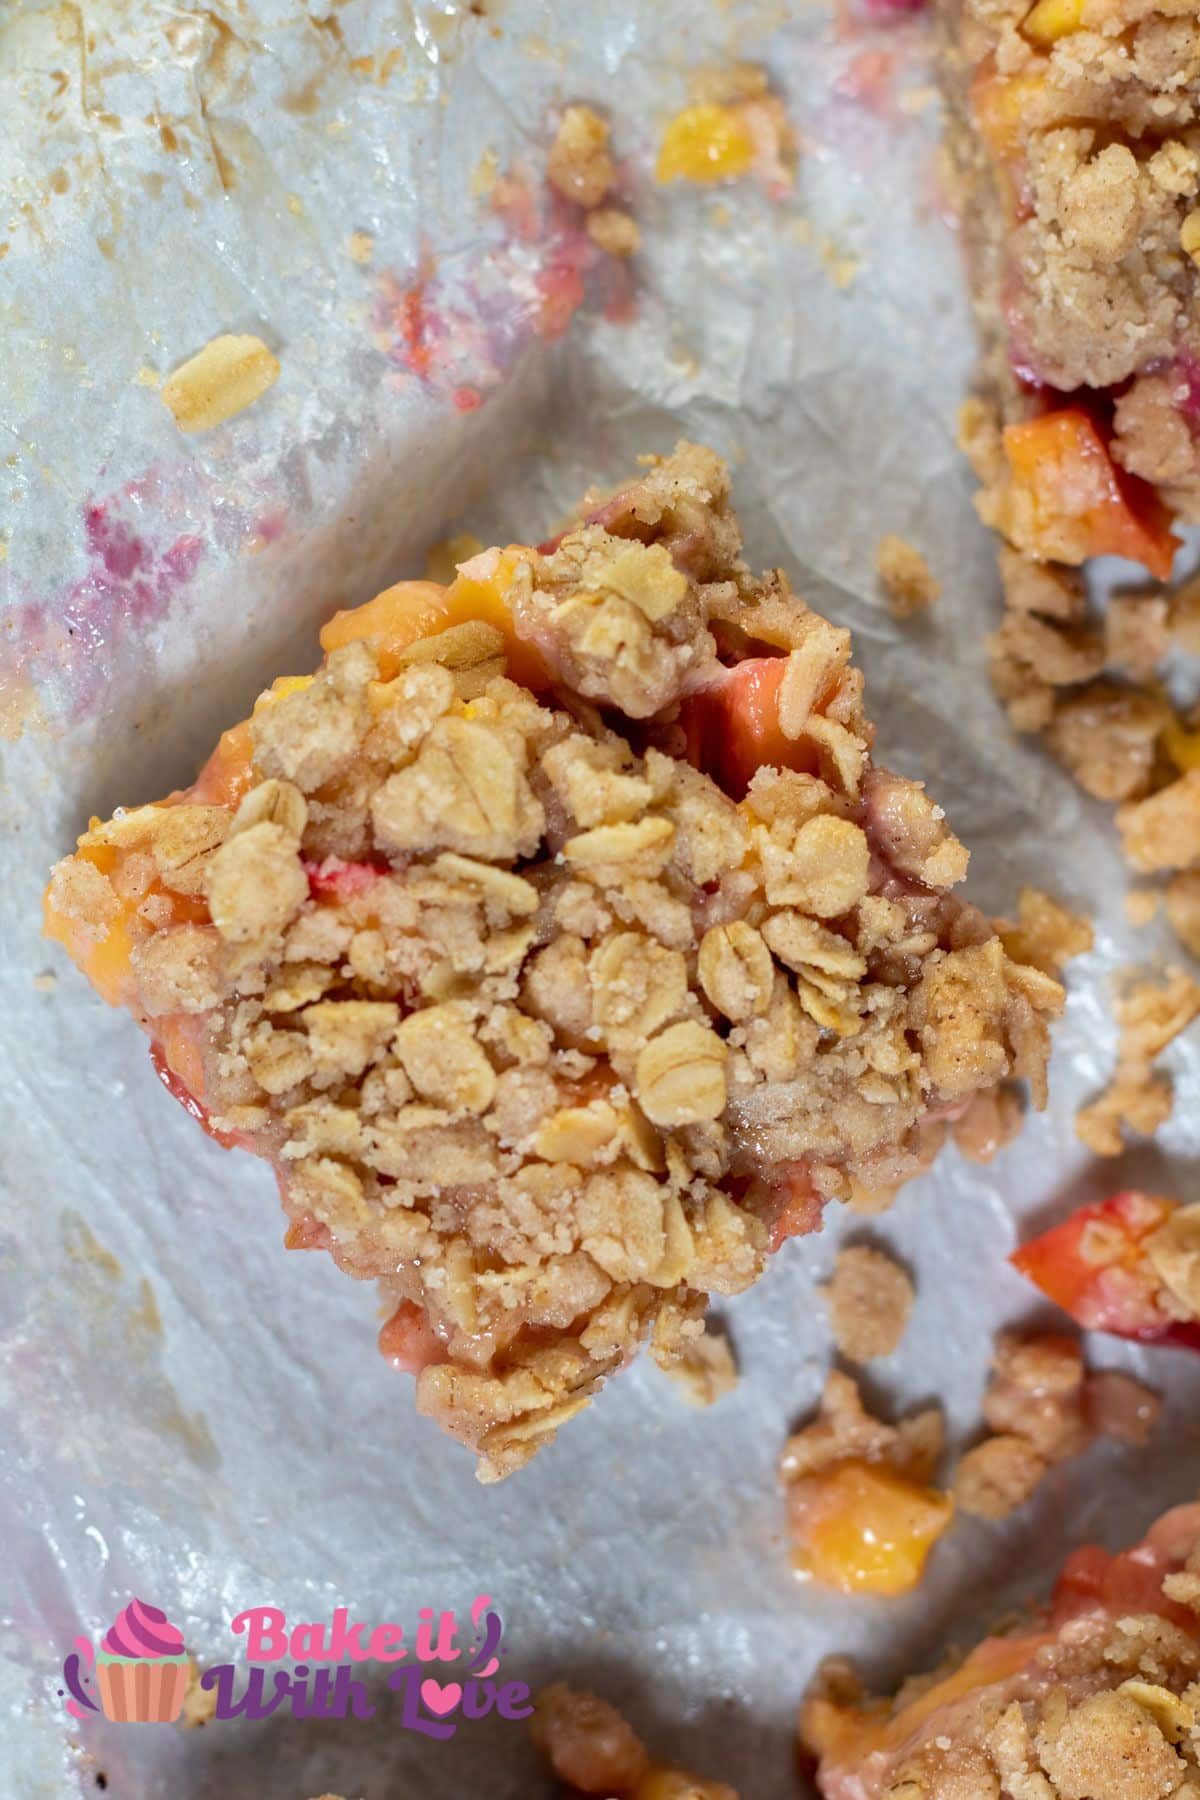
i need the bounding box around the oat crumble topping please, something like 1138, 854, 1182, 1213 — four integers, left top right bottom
806, 1503, 1200, 1800
45, 445, 1062, 1481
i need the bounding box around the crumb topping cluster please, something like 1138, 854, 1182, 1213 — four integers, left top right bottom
46, 445, 1061, 1480
808, 1506, 1200, 1800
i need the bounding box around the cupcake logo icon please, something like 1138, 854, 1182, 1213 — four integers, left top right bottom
61, 1599, 190, 1724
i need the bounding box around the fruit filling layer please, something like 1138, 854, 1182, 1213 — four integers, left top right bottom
805, 1502, 1200, 1800
45, 445, 1062, 1480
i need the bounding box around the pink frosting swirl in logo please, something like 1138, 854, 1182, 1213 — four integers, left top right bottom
101, 1598, 185, 1659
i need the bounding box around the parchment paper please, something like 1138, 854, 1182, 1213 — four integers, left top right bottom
3, 2, 1199, 1796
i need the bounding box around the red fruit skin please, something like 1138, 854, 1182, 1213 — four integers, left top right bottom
1011, 1190, 1200, 1352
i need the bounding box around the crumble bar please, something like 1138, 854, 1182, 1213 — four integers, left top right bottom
804, 1502, 1200, 1800
45, 445, 1062, 1481
936, 0, 1200, 943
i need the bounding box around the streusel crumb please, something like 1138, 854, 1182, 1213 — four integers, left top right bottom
45, 445, 1062, 1481
875, 536, 940, 619
1077, 968, 1200, 1156
531, 1683, 737, 1799
822, 1244, 913, 1363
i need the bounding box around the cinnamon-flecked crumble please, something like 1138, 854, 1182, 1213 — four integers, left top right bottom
45, 446, 1063, 1481
531, 1683, 738, 1798
805, 1504, 1200, 1800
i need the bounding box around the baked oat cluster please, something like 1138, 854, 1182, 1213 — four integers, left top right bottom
937, 0, 1200, 955
45, 445, 1063, 1481
805, 1503, 1200, 1800
531, 1683, 737, 1799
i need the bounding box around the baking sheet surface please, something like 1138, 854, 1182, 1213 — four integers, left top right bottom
2, 2, 1199, 1795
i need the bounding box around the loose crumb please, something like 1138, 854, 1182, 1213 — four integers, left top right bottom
952, 1432, 1046, 1519
1126, 889, 1161, 927
997, 886, 1094, 978
547, 105, 614, 209
161, 333, 279, 434
875, 535, 940, 618
662, 1325, 739, 1407
822, 1243, 913, 1363
586, 206, 641, 257
32, 970, 57, 992
952, 1084, 1023, 1164
1086, 1369, 1160, 1448
347, 231, 374, 265
1166, 872, 1200, 957
1077, 969, 1200, 1155
954, 1335, 1161, 1519
530, 1682, 738, 1798
179, 1657, 217, 1728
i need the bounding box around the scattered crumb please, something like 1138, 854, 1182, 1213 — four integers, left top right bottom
662, 1325, 739, 1407
1126, 889, 1161, 927
286, 193, 303, 216
547, 105, 614, 209
952, 1432, 1046, 1520
1085, 1370, 1160, 1448
586, 206, 641, 257
952, 1084, 1023, 1164
134, 365, 161, 388
179, 1657, 217, 1728
822, 1244, 913, 1363
347, 231, 374, 265
161, 333, 279, 434
954, 1335, 1161, 1519
530, 1683, 735, 1799
423, 532, 484, 586
1166, 872, 1200, 956
469, 145, 499, 199
875, 535, 939, 618
996, 887, 1094, 978
818, 236, 860, 290
1105, 592, 1171, 681
1077, 969, 1200, 1155
32, 970, 57, 992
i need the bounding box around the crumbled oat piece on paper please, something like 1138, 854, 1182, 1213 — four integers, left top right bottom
1077, 968, 1200, 1156
531, 1683, 739, 1799
547, 104, 614, 209
996, 886, 1093, 979
954, 1332, 1159, 1520
1166, 872, 1200, 956
179, 1657, 217, 1728
661, 1324, 738, 1408
875, 535, 939, 618
161, 333, 279, 433
822, 1243, 913, 1363
586, 206, 641, 257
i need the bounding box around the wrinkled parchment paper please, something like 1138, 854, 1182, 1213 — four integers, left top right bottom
3, 1, 1200, 1795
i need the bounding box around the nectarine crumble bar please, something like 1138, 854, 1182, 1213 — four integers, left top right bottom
45, 445, 1062, 1480
805, 1503, 1200, 1800
937, 0, 1200, 944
